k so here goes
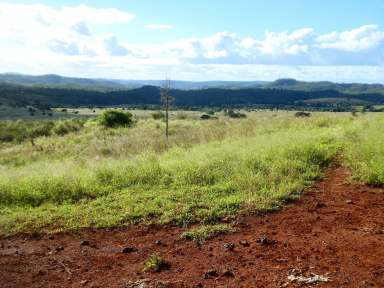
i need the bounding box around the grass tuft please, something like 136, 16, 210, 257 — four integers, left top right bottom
181, 224, 234, 242
142, 253, 170, 272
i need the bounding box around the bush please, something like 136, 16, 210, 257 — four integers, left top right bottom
176, 112, 188, 120
99, 110, 134, 128
224, 109, 247, 118
200, 114, 211, 120
151, 111, 165, 120
295, 111, 311, 117
53, 119, 84, 136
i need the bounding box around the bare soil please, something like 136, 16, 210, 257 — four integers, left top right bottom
1, 166, 384, 288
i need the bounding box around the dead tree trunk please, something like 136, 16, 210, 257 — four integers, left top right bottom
161, 78, 173, 141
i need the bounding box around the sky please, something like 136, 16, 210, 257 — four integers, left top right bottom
0, 0, 383, 82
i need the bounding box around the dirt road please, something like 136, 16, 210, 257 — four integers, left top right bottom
1, 166, 383, 287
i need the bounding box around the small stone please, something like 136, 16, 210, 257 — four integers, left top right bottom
221, 217, 230, 223
222, 269, 235, 277
37, 270, 45, 276
239, 240, 250, 247
55, 246, 64, 252
80, 240, 90, 246
223, 242, 235, 251
154, 240, 162, 245
257, 236, 277, 246
315, 202, 326, 208
122, 246, 138, 254
346, 200, 353, 204
48, 235, 55, 240
203, 269, 218, 279
80, 280, 89, 286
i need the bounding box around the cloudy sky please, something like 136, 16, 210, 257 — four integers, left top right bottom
0, 0, 384, 82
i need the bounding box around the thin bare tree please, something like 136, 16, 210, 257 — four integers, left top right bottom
160, 77, 173, 141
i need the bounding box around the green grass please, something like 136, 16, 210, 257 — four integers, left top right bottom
142, 253, 170, 272
343, 114, 384, 185
0, 111, 375, 236
182, 224, 234, 241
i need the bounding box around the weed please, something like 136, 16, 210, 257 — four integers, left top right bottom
142, 253, 170, 272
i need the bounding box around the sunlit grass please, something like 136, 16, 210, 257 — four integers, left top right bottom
0, 111, 370, 236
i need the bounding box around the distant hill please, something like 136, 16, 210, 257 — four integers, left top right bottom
1, 82, 384, 111
1, 73, 383, 94
0, 73, 266, 91
0, 73, 130, 90
266, 78, 384, 95
1, 73, 384, 110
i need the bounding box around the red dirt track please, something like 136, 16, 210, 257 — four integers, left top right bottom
1, 166, 384, 287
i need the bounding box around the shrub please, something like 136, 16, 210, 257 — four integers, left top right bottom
99, 110, 134, 128
295, 111, 311, 117
224, 109, 247, 118
151, 111, 165, 120
53, 119, 84, 136
176, 112, 188, 120
200, 114, 211, 120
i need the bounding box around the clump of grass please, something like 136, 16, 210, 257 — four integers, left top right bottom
181, 224, 234, 242
142, 253, 170, 272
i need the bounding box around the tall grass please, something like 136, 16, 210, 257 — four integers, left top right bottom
0, 112, 351, 235
343, 114, 384, 185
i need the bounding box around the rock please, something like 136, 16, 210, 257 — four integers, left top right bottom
80, 280, 89, 286
221, 217, 230, 223
48, 235, 55, 240
346, 199, 353, 204
55, 246, 64, 252
154, 240, 162, 245
123, 279, 151, 288
203, 269, 218, 279
223, 242, 235, 251
315, 202, 326, 208
80, 240, 90, 246
287, 271, 330, 284
239, 240, 250, 247
122, 246, 138, 254
222, 269, 235, 277
257, 236, 277, 246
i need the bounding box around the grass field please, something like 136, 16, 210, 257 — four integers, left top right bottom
0, 110, 383, 236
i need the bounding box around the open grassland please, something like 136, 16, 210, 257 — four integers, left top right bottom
0, 111, 383, 236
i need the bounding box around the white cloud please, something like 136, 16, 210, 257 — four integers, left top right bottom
0, 2, 382, 82
147, 24, 173, 30
316, 25, 384, 51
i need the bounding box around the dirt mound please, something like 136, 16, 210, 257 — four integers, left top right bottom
1, 166, 384, 287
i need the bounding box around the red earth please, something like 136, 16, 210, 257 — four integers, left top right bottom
1, 166, 384, 288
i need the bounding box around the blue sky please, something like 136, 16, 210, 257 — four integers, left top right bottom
1, 1, 383, 82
